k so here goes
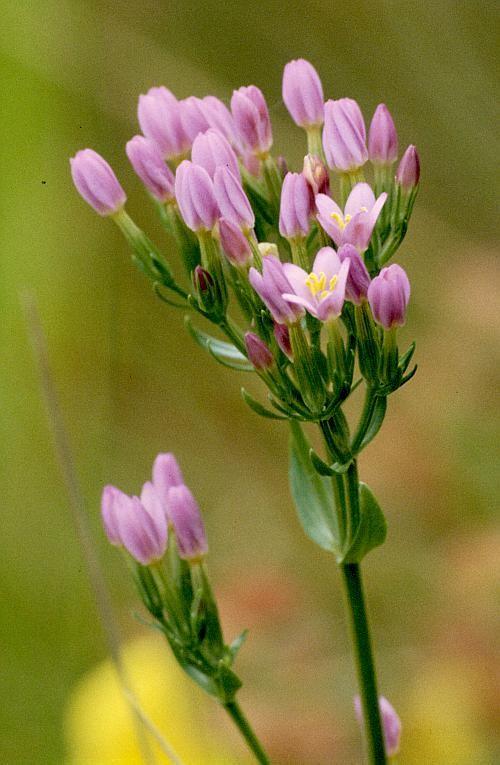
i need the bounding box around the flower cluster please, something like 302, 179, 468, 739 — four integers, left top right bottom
72, 58, 419, 761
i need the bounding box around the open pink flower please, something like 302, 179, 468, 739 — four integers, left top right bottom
281, 246, 350, 322
316, 183, 386, 252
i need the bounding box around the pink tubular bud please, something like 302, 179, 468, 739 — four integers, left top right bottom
337, 243, 371, 304
191, 129, 241, 181
396, 145, 420, 189
152, 452, 184, 518
202, 96, 237, 145
367, 264, 410, 329
138, 86, 189, 159
167, 485, 208, 560
354, 696, 401, 758
244, 332, 274, 370
117, 494, 168, 566
279, 171, 314, 238
219, 218, 252, 267
323, 98, 368, 173
231, 85, 272, 156
101, 485, 125, 545
303, 154, 330, 196
282, 58, 324, 128
70, 149, 126, 216
368, 104, 398, 165
126, 135, 175, 202
180, 96, 211, 144
273, 322, 293, 359
249, 255, 305, 325
213, 166, 254, 231
174, 160, 219, 232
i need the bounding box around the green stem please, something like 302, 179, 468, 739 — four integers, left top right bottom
223, 700, 271, 764
341, 562, 387, 764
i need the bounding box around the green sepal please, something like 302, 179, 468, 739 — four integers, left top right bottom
357, 395, 387, 452
289, 421, 340, 553
216, 662, 243, 703
398, 341, 416, 374
340, 482, 387, 563
185, 317, 254, 371
309, 448, 335, 476
228, 629, 248, 660
153, 282, 187, 309
241, 388, 287, 420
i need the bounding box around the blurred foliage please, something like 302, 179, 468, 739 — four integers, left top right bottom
0, 0, 499, 762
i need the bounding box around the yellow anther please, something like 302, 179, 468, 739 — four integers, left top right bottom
330, 212, 345, 229
305, 271, 326, 296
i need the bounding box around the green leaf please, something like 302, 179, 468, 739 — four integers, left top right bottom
341, 482, 387, 563
309, 448, 335, 476
185, 317, 254, 371
289, 421, 340, 553
241, 388, 287, 419
359, 395, 387, 451
229, 629, 248, 660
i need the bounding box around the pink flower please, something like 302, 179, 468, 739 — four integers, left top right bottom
323, 98, 368, 173
180, 96, 211, 143
367, 264, 410, 329
281, 246, 350, 322
368, 104, 398, 165
354, 696, 401, 758
138, 86, 190, 159
282, 58, 324, 128
279, 172, 314, 239
174, 160, 219, 232
101, 484, 167, 565
191, 129, 241, 181
316, 183, 387, 252
126, 135, 175, 202
231, 85, 272, 156
70, 149, 126, 216
249, 255, 305, 325
167, 485, 208, 560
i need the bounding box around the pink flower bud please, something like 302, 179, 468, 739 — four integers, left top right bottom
174, 160, 219, 232
282, 58, 324, 128
273, 322, 292, 359
70, 149, 126, 216
191, 129, 241, 181
101, 485, 125, 545
219, 218, 252, 266
126, 135, 175, 202
167, 485, 208, 560
202, 96, 237, 145
138, 86, 189, 159
337, 243, 371, 304
231, 85, 272, 155
213, 166, 254, 231
244, 332, 274, 370
323, 98, 368, 173
354, 696, 401, 758
303, 154, 330, 196
118, 494, 168, 565
180, 96, 211, 143
368, 104, 398, 165
279, 172, 314, 239
152, 452, 184, 518
249, 255, 305, 325
367, 264, 410, 329
396, 145, 420, 189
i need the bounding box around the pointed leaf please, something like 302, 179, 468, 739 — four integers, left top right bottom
229, 629, 248, 660
185, 317, 254, 371
241, 388, 287, 419
358, 395, 387, 451
309, 448, 335, 476
341, 482, 387, 563
289, 421, 340, 553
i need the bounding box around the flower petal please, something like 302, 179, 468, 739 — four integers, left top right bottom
344, 182, 375, 217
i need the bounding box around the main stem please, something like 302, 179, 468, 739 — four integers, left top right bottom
223, 700, 271, 764
341, 562, 387, 764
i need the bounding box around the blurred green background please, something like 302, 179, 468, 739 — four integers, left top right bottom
1, 1, 499, 763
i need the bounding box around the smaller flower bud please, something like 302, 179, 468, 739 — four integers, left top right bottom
368, 104, 398, 165
202, 95, 236, 144
138, 86, 189, 159
180, 96, 211, 143
174, 160, 219, 232
323, 98, 368, 173
126, 135, 175, 202
167, 485, 208, 560
396, 145, 420, 189
303, 154, 330, 196
101, 485, 125, 545
191, 129, 241, 181
231, 85, 272, 156
279, 172, 314, 239
273, 322, 293, 359
367, 264, 410, 329
282, 58, 324, 128
338, 243, 371, 305
70, 149, 126, 216
244, 332, 274, 370
213, 166, 255, 231
118, 495, 168, 566
152, 452, 184, 518
219, 218, 252, 267
354, 696, 401, 758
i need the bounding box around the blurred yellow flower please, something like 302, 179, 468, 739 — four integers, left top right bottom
65, 632, 244, 765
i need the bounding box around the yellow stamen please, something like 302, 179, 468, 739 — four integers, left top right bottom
330, 212, 352, 229
306, 272, 338, 301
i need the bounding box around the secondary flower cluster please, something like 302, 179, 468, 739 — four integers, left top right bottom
102, 452, 207, 565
